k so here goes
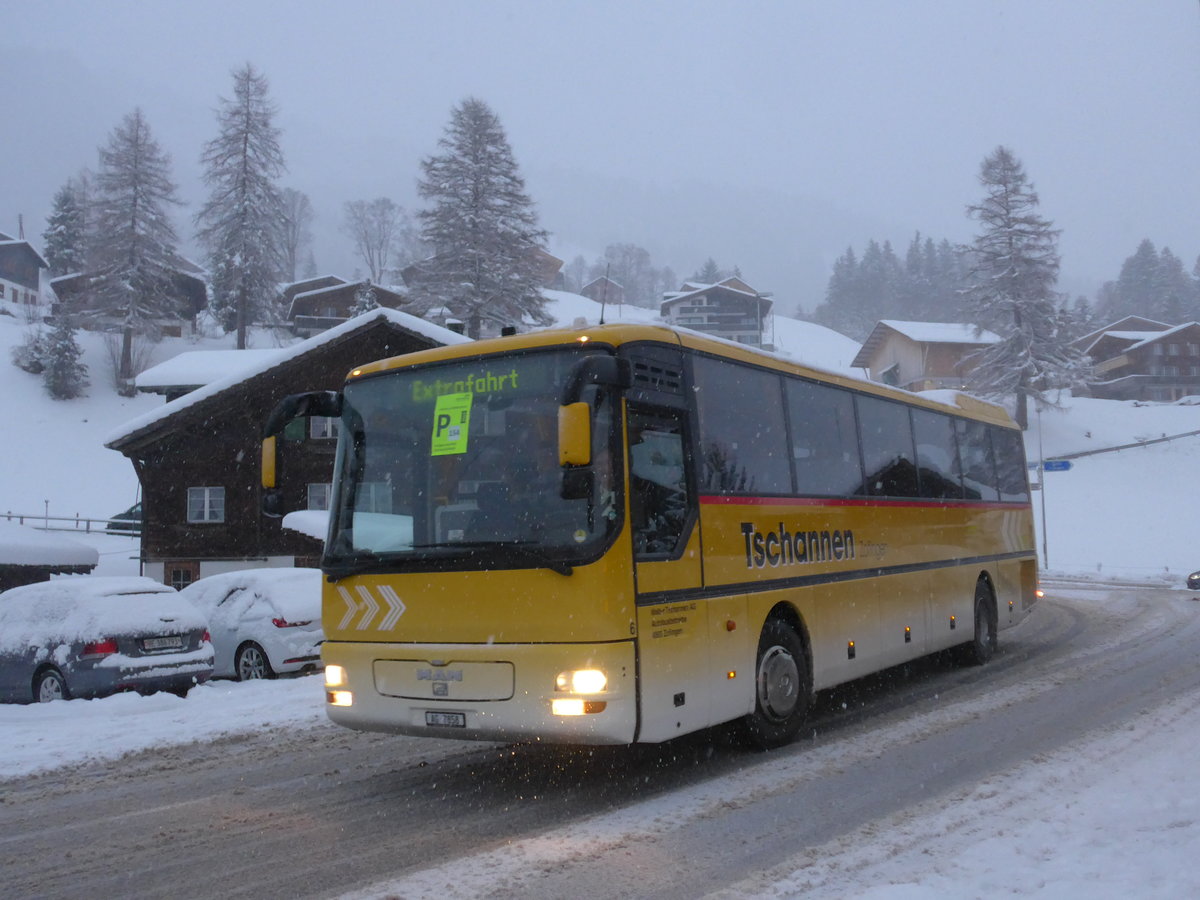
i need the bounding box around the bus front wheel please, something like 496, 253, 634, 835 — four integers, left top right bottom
741, 617, 811, 750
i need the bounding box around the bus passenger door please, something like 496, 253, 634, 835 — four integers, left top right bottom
628, 403, 707, 741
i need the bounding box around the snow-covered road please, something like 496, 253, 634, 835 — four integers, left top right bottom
3, 581, 1199, 900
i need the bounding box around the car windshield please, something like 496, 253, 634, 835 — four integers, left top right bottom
324, 347, 620, 575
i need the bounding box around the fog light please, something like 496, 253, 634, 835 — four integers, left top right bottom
554, 668, 607, 693
325, 665, 346, 687
551, 698, 607, 716
552, 698, 585, 716
327, 690, 353, 707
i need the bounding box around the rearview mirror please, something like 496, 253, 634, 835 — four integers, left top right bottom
263, 390, 342, 438
558, 402, 591, 467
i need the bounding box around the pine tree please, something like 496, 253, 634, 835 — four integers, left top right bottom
962, 146, 1089, 429
195, 63, 287, 348
280, 187, 314, 283
42, 180, 88, 277
352, 281, 380, 315
414, 98, 549, 338
694, 258, 722, 284
88, 108, 184, 394
302, 250, 319, 279
1105, 239, 1161, 320
42, 315, 89, 400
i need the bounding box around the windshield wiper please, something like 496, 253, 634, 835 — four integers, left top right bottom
410, 541, 574, 576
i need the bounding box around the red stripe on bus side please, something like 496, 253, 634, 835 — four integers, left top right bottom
698, 495, 1027, 511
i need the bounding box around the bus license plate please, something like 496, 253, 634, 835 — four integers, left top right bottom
425, 711, 466, 728
143, 635, 183, 651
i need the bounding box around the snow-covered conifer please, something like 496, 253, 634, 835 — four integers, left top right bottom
42, 316, 89, 400
88, 108, 183, 394
413, 98, 550, 337
962, 146, 1089, 428
352, 281, 379, 316
195, 63, 287, 348
42, 179, 89, 277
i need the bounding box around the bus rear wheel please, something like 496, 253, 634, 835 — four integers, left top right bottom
959, 580, 997, 666
740, 617, 811, 750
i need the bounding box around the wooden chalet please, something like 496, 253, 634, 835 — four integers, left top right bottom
50, 261, 207, 337
1077, 319, 1200, 402
851, 320, 1000, 392
287, 280, 408, 337
580, 276, 625, 308
660, 277, 774, 348
105, 309, 470, 588
0, 232, 48, 308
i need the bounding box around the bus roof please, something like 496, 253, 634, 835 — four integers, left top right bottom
345, 323, 1018, 430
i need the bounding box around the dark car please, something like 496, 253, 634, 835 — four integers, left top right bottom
0, 576, 213, 703
1188, 570, 1200, 591
106, 502, 142, 536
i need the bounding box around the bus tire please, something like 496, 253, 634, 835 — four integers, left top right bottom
959, 579, 997, 666
741, 617, 811, 750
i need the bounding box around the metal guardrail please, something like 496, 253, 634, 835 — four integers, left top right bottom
2, 511, 139, 535
1045, 427, 1200, 462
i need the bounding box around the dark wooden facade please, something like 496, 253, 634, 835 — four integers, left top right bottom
50, 267, 207, 335
106, 313, 463, 585
1086, 322, 1200, 402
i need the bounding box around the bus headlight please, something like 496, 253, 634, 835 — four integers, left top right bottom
325, 664, 347, 687
555, 668, 607, 694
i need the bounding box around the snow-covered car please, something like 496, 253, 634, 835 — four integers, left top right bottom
178, 568, 323, 680
0, 576, 214, 703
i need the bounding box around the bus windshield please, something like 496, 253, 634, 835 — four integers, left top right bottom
324, 347, 620, 575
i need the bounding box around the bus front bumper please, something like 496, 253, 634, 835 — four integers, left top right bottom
321, 639, 638, 745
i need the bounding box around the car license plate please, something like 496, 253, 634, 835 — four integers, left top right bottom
425, 711, 466, 728
143, 635, 183, 651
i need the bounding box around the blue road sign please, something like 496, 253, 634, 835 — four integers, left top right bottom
1043, 459, 1072, 472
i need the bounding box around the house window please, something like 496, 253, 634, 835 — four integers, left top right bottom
1168, 344, 1180, 356
355, 481, 392, 513
310, 417, 339, 439
0, 284, 5, 298
307, 483, 332, 510
187, 486, 225, 523
880, 363, 901, 387
1153, 345, 1164, 356
1189, 344, 1199, 357
166, 561, 200, 590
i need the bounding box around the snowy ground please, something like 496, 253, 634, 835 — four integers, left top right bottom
2, 300, 1199, 897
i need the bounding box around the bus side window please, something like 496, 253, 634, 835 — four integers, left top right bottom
628, 407, 690, 558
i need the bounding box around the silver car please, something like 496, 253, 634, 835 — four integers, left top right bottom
178, 568, 323, 680
0, 576, 214, 703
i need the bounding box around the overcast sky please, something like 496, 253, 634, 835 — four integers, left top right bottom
3, 0, 1198, 312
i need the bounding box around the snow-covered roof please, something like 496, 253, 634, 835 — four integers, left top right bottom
1126, 321, 1200, 351
105, 308, 472, 448
0, 521, 99, 568
878, 320, 1000, 344
135, 349, 284, 392
279, 274, 347, 292
1072, 315, 1169, 348
0, 239, 49, 271
851, 320, 1000, 370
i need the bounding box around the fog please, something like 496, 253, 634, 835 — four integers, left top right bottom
4, 0, 1198, 311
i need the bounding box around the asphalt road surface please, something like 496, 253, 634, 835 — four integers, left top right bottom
3, 580, 1197, 899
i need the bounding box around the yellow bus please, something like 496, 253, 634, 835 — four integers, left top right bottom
262, 323, 1037, 748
